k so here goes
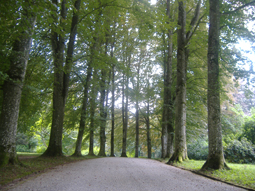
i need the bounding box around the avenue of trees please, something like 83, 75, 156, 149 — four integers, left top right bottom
0, 0, 255, 170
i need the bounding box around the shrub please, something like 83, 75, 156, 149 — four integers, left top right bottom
16, 145, 30, 152
187, 140, 208, 160
224, 138, 255, 164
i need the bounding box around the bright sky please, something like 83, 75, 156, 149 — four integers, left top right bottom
150, 0, 156, 5
236, 40, 255, 71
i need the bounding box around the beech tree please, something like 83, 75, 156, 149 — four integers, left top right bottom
0, 0, 36, 166
201, 0, 255, 170
42, 0, 82, 157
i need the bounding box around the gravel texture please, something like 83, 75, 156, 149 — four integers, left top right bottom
9, 157, 246, 191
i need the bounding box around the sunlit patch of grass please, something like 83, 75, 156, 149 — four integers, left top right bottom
211, 163, 255, 189
172, 159, 204, 170
0, 153, 98, 187
169, 160, 255, 190
17, 152, 42, 156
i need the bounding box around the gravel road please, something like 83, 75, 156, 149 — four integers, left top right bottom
9, 157, 246, 191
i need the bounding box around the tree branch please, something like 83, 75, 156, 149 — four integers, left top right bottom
222, 1, 255, 15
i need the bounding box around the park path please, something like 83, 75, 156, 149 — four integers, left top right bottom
9, 157, 246, 191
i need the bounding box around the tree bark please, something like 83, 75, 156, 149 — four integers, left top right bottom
135, 57, 141, 158
121, 55, 131, 158
165, 0, 174, 159
167, 0, 188, 164
162, 0, 174, 159
98, 44, 108, 157
146, 97, 152, 159
88, 77, 98, 156
201, 0, 229, 170
72, 65, 93, 156
110, 42, 115, 157
0, 0, 36, 167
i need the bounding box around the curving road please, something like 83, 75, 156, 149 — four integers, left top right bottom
9, 157, 246, 191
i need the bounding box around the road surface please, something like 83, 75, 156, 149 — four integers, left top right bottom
9, 157, 246, 191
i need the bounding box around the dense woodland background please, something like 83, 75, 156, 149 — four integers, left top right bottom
0, 0, 255, 168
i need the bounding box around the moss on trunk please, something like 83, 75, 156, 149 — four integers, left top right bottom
167, 150, 188, 164
201, 155, 230, 170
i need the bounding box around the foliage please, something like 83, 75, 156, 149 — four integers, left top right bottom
242, 109, 255, 144
224, 138, 255, 164
16, 132, 37, 153
187, 138, 208, 160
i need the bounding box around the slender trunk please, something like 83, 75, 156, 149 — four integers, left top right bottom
135, 97, 139, 158
161, 31, 168, 158
146, 98, 151, 159
0, 1, 36, 167
121, 55, 130, 157
98, 42, 108, 157
202, 0, 229, 170
135, 58, 141, 158
72, 65, 93, 156
121, 73, 127, 157
167, 0, 188, 163
166, 0, 174, 159
88, 79, 97, 156
110, 38, 115, 156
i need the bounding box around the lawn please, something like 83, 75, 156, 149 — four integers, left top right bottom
171, 160, 255, 190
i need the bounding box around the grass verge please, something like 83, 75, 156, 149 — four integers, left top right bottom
170, 160, 255, 190
0, 153, 98, 188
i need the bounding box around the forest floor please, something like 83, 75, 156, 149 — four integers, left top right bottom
1, 157, 249, 191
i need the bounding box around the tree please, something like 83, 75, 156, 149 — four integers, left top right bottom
121, 54, 131, 157
110, 41, 116, 157
167, 0, 188, 163
43, 0, 81, 157
0, 0, 36, 167
88, 76, 98, 156
201, 0, 229, 170
72, 64, 93, 156
161, 0, 175, 159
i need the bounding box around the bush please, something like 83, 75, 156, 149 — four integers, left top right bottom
187, 139, 208, 160
16, 145, 30, 152
224, 138, 255, 164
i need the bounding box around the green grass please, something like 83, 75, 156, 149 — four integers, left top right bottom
0, 153, 98, 187
17, 152, 42, 157
170, 160, 255, 190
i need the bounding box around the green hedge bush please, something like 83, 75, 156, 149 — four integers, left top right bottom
224, 138, 255, 164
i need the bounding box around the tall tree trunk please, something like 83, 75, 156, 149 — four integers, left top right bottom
72, 64, 93, 156
121, 73, 127, 157
98, 68, 107, 156
202, 0, 229, 170
162, 0, 174, 159
98, 42, 109, 156
161, 30, 168, 158
110, 44, 115, 157
0, 0, 36, 167
146, 97, 152, 159
43, 0, 81, 157
88, 77, 98, 156
165, 0, 174, 159
135, 57, 141, 158
167, 0, 188, 163
121, 55, 131, 158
